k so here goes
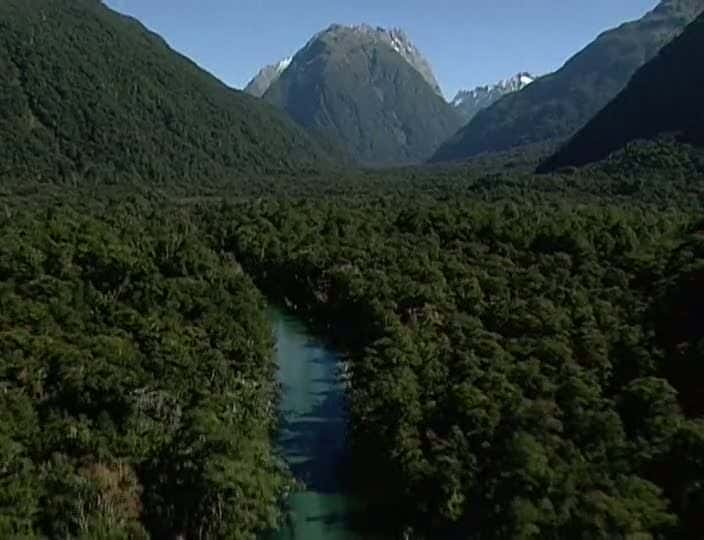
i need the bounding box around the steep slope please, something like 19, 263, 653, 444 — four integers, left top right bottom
0, 0, 328, 184
431, 0, 704, 163
262, 24, 462, 166
244, 57, 292, 97
248, 25, 443, 100
451, 73, 536, 122
539, 13, 704, 172
367, 25, 443, 97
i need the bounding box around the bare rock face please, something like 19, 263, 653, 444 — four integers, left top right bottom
254, 24, 462, 165
351, 24, 444, 98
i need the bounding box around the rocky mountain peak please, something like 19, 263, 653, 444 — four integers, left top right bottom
248, 23, 444, 99
244, 56, 293, 98
451, 72, 537, 121
259, 21, 462, 165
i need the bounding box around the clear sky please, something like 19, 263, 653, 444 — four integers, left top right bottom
104, 0, 658, 99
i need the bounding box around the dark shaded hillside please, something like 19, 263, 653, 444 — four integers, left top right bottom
538, 13, 704, 172
0, 0, 328, 184
431, 0, 704, 163
264, 25, 463, 166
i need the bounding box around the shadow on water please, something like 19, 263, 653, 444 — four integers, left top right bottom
277, 388, 350, 494
268, 308, 462, 539
267, 307, 382, 539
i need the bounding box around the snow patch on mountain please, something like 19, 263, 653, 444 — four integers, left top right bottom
357, 25, 444, 97
452, 72, 537, 121
246, 23, 445, 99
277, 57, 292, 72
244, 55, 294, 97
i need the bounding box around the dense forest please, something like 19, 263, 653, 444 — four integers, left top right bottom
3, 153, 704, 537
200, 168, 704, 538
3, 1, 704, 538
0, 202, 289, 538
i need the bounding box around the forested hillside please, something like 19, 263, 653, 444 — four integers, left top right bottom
539, 12, 704, 172
0, 0, 328, 184
430, 0, 703, 163
2, 154, 704, 537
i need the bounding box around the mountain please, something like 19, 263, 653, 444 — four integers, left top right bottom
369, 26, 444, 97
248, 25, 443, 100
431, 0, 704, 163
261, 24, 462, 166
0, 0, 329, 184
451, 73, 536, 122
538, 12, 704, 172
244, 57, 292, 97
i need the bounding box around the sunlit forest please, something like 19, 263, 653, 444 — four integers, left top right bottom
2, 143, 704, 537
3, 0, 704, 538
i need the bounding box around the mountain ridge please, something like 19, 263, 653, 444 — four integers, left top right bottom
245, 23, 444, 99
451, 72, 536, 121
244, 57, 293, 97
0, 0, 329, 183
430, 0, 704, 163
538, 11, 704, 172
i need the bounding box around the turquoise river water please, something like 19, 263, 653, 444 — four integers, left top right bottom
269, 308, 366, 539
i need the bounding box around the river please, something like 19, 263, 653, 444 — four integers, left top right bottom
269, 307, 365, 540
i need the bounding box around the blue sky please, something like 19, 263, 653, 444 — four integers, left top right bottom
104, 0, 658, 99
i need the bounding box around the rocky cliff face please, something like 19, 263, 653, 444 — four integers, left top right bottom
258, 24, 462, 165
351, 24, 444, 97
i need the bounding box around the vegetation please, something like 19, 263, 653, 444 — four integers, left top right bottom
430, 0, 703, 163
0, 0, 329, 185
3, 2, 704, 539
2, 149, 704, 538
539, 12, 704, 172
192, 160, 704, 538
0, 202, 288, 538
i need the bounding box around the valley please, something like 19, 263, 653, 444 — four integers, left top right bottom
2, 0, 704, 538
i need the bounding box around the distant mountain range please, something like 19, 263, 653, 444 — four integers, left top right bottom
245, 39, 535, 151
539, 10, 704, 172
4, 0, 701, 180
251, 24, 462, 166
242, 0, 702, 167
431, 0, 704, 163
451, 73, 536, 122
